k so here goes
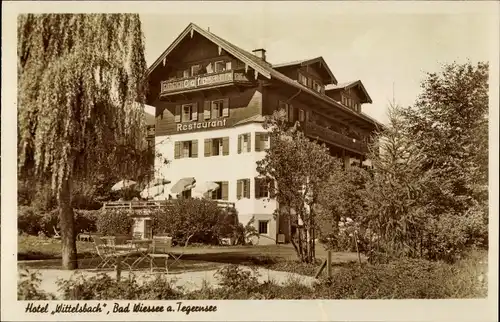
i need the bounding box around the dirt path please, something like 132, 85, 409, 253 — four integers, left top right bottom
27, 266, 317, 299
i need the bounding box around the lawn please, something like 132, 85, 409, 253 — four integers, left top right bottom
18, 234, 362, 275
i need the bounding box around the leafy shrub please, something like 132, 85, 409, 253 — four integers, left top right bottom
18, 269, 55, 300
56, 273, 182, 300
96, 209, 134, 236
151, 198, 238, 245
313, 256, 486, 299
18, 207, 43, 235
215, 265, 260, 291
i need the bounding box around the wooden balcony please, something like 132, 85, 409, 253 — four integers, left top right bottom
160, 70, 252, 96
102, 200, 236, 211
303, 121, 369, 154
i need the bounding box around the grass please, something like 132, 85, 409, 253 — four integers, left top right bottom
17, 235, 362, 274
18, 234, 95, 260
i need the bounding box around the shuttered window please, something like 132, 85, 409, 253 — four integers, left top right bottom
204, 137, 229, 157
177, 103, 198, 123
205, 98, 229, 119
255, 132, 269, 152
211, 100, 223, 118
236, 179, 250, 200
238, 133, 251, 154
298, 109, 305, 122
174, 140, 198, 159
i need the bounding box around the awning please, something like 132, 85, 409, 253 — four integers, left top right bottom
193, 181, 220, 194
111, 179, 137, 191
140, 184, 169, 199
170, 177, 196, 194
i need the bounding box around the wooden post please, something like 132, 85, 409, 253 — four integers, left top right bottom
314, 259, 327, 279
354, 231, 362, 266
327, 250, 332, 278
116, 256, 122, 282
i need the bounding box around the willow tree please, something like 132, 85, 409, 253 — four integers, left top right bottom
17, 14, 148, 269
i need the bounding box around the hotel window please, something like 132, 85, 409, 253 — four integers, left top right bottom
182, 69, 190, 78
175, 103, 198, 123
214, 61, 226, 73
182, 104, 193, 122
191, 64, 201, 76
313, 80, 322, 93
181, 189, 192, 199
255, 132, 270, 152
255, 177, 270, 199
298, 109, 305, 122
211, 100, 224, 118
298, 73, 308, 86
238, 133, 251, 153
258, 221, 269, 235
204, 137, 229, 157
225, 61, 232, 70
205, 98, 229, 120
236, 179, 251, 199
209, 181, 226, 200
174, 140, 198, 159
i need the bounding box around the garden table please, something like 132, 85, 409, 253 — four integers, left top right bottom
127, 239, 153, 269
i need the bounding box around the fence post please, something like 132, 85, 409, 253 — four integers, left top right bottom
116, 257, 122, 282
327, 250, 332, 278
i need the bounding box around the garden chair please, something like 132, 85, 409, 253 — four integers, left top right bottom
167, 234, 194, 269
148, 236, 172, 273
91, 235, 135, 271
53, 227, 61, 240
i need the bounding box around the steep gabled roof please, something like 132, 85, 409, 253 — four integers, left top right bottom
147, 23, 272, 78
326, 80, 373, 104
147, 23, 380, 128
273, 57, 338, 85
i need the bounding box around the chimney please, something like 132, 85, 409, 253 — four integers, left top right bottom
252, 48, 266, 61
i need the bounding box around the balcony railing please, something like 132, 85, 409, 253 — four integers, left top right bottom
304, 121, 368, 154
160, 70, 251, 96
102, 200, 236, 210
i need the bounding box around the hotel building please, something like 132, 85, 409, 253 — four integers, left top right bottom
146, 23, 381, 245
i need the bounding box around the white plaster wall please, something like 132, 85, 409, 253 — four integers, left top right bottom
154, 122, 278, 222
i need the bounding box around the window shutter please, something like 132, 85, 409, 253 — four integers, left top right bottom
307, 78, 312, 87
174, 141, 181, 159
226, 61, 232, 70
245, 179, 250, 198
222, 98, 229, 117
236, 180, 242, 199
222, 137, 229, 155
221, 181, 229, 200
254, 178, 261, 198
204, 139, 212, 157
247, 133, 251, 152
237, 134, 242, 154
260, 133, 267, 151
269, 180, 276, 198
175, 105, 181, 123
204, 101, 211, 120
191, 140, 198, 158
191, 102, 198, 121
255, 132, 261, 152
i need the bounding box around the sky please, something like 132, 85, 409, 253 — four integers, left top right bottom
139, 9, 494, 125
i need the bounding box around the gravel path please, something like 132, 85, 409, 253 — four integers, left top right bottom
27, 267, 316, 299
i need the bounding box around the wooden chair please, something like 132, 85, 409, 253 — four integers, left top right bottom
91, 235, 135, 270
53, 227, 61, 239
148, 236, 172, 273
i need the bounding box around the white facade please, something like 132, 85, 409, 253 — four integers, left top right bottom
154, 122, 278, 245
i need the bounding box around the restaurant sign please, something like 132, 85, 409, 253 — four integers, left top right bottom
162, 71, 234, 93
176, 118, 227, 132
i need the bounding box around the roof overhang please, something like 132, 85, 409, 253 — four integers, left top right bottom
147, 23, 271, 79
325, 80, 373, 104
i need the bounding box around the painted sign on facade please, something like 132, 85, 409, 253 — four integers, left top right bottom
162, 71, 234, 93
176, 118, 227, 132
